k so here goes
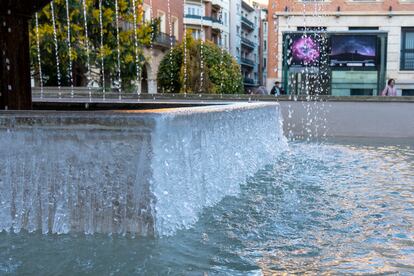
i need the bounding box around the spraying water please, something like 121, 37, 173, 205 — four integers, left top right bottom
114, 0, 122, 99
199, 0, 204, 94
34, 13, 44, 98
183, 0, 188, 95
98, 0, 106, 99
149, 0, 155, 94
167, 0, 174, 93
50, 1, 62, 97
65, 0, 74, 97
82, 0, 92, 101
219, 9, 225, 93
131, 0, 141, 97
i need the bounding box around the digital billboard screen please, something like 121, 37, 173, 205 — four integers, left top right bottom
330, 35, 377, 67
289, 34, 321, 67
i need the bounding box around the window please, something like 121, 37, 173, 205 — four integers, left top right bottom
402, 89, 414, 96
185, 4, 201, 16
158, 11, 166, 33
351, 89, 373, 96
143, 4, 151, 22
191, 29, 201, 40
172, 17, 179, 39
401, 28, 414, 70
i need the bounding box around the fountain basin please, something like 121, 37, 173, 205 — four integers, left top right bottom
0, 103, 286, 236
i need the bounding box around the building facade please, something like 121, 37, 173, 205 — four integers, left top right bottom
240, 0, 261, 92
142, 0, 183, 93
267, 0, 414, 96
229, 0, 242, 60
259, 7, 268, 88
184, 0, 230, 50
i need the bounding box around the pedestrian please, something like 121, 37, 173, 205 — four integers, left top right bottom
381, 79, 397, 96
254, 86, 268, 95
270, 81, 285, 96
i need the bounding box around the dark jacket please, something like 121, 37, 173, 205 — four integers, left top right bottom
270, 86, 285, 95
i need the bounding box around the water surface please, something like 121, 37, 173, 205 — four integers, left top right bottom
1, 139, 413, 275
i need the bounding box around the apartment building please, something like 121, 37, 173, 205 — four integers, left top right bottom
143, 0, 183, 42
184, 0, 231, 50
141, 0, 183, 93
259, 7, 268, 88
267, 0, 414, 96
229, 0, 242, 60
239, 0, 261, 91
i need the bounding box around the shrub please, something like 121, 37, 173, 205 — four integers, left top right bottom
157, 34, 243, 94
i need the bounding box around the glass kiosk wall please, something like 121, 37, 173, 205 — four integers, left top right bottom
282, 31, 387, 96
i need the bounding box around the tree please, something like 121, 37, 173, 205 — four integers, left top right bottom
30, 0, 157, 91
157, 33, 243, 94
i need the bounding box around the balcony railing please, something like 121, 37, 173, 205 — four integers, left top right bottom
240, 57, 255, 67
241, 16, 255, 30
241, 37, 256, 48
212, 17, 223, 24
244, 77, 256, 84
184, 14, 212, 22
153, 32, 176, 48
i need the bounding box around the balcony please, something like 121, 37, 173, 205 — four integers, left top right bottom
153, 32, 176, 49
241, 16, 255, 30
240, 57, 255, 67
241, 37, 255, 49
184, 14, 212, 21
243, 77, 257, 86
211, 17, 222, 24
184, 14, 213, 27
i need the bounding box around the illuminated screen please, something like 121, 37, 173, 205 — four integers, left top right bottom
330, 35, 377, 67
290, 35, 321, 66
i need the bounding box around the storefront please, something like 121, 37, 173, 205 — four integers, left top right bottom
282, 31, 388, 96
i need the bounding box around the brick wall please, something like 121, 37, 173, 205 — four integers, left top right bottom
143, 0, 183, 41
267, 0, 414, 84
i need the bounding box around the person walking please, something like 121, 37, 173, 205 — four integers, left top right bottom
270, 81, 285, 96
381, 79, 397, 96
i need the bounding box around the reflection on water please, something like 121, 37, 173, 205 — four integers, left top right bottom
1, 139, 413, 275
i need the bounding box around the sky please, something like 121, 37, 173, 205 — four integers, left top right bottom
256, 0, 268, 4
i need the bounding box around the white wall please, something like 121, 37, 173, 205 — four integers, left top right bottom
229, 0, 242, 60
280, 101, 414, 138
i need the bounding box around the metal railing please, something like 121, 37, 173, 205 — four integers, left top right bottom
243, 78, 257, 85
241, 16, 255, 29
240, 57, 255, 66
241, 37, 256, 48
153, 32, 176, 48
184, 14, 212, 22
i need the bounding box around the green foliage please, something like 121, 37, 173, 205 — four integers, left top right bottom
30, 0, 157, 90
157, 34, 243, 94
